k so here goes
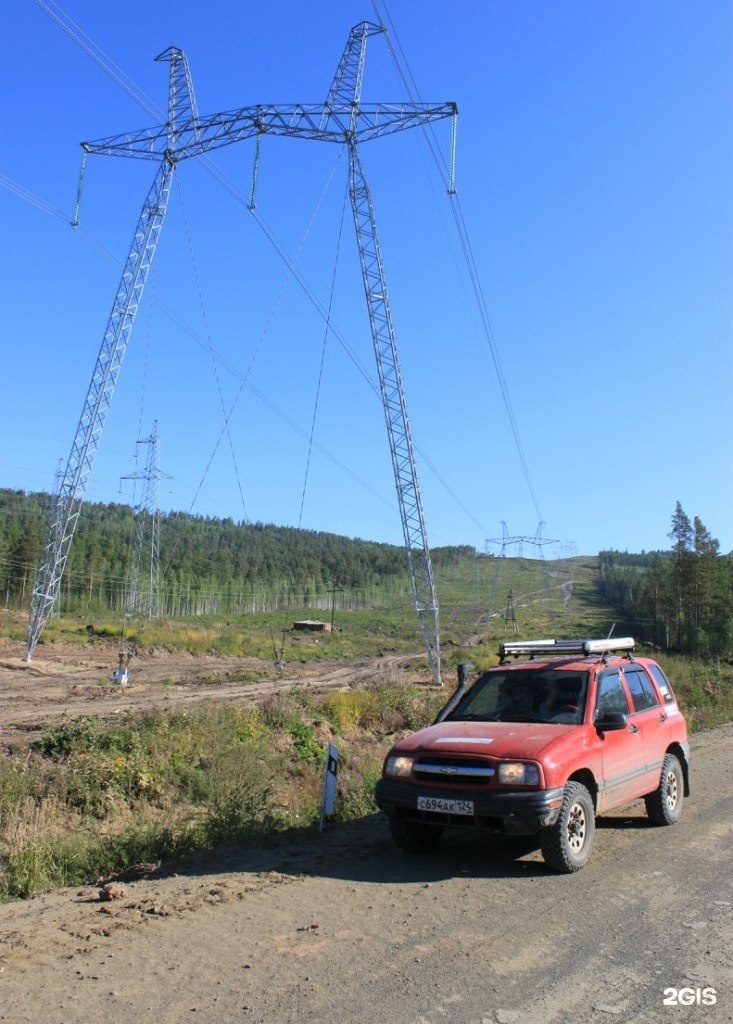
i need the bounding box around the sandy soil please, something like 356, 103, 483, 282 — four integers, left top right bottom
1, 637, 731, 1023
0, 634, 428, 747
0, 723, 731, 1024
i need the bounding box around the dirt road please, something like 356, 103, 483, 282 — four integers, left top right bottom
0, 636, 426, 746
1, 718, 731, 1024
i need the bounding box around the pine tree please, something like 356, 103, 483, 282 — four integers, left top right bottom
669, 502, 693, 649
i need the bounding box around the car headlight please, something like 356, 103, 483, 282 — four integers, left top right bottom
384, 755, 414, 778
498, 762, 540, 786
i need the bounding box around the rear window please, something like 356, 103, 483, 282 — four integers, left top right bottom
646, 663, 676, 704
622, 666, 659, 713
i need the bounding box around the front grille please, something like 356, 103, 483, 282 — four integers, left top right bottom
413, 758, 495, 786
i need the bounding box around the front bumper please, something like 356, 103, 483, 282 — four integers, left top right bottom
375, 778, 565, 835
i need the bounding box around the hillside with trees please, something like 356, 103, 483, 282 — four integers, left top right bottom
0, 488, 468, 617
3, 490, 731, 658
599, 502, 732, 658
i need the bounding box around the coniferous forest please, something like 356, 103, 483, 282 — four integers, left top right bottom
599, 502, 733, 658
0, 488, 427, 617
1, 489, 731, 657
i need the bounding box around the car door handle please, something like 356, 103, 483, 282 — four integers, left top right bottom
658, 713, 667, 722
628, 724, 639, 734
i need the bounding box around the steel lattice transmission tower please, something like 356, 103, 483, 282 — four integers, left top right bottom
121, 421, 168, 620
25, 49, 182, 660
25, 22, 456, 684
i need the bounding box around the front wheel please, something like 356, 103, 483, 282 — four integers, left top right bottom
644, 753, 683, 825
540, 781, 595, 873
388, 815, 443, 853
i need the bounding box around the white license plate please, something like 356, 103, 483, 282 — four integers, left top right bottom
417, 796, 474, 816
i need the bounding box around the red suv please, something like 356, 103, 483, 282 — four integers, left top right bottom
375, 638, 690, 872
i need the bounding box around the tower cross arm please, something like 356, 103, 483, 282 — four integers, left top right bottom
82, 101, 457, 161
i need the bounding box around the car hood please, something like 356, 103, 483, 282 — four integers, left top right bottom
390, 720, 578, 760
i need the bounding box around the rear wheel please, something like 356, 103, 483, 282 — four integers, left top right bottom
645, 753, 683, 825
388, 815, 443, 853
540, 781, 595, 873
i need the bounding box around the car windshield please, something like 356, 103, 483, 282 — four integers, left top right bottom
446, 669, 589, 725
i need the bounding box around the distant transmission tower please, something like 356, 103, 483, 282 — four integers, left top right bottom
121, 421, 168, 619
25, 23, 456, 685
486, 521, 558, 560
485, 521, 511, 558
527, 521, 558, 563
52, 458, 64, 496
504, 589, 519, 633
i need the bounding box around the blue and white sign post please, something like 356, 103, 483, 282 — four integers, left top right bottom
319, 743, 339, 832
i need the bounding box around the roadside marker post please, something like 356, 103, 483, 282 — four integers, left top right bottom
319, 744, 339, 832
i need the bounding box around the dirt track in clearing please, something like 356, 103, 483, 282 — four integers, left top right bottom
0, 635, 428, 746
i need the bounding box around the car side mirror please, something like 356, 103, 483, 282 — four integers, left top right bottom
594, 710, 628, 732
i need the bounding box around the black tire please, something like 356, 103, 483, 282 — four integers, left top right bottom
540, 781, 595, 873
388, 815, 443, 853
644, 753, 683, 826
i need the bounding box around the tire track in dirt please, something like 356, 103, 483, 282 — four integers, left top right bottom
0, 636, 428, 745
1, 724, 731, 1024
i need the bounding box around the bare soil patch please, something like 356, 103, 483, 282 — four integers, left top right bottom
0, 635, 427, 746
1, 724, 731, 1024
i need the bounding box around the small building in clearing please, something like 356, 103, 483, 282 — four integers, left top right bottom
293, 619, 333, 633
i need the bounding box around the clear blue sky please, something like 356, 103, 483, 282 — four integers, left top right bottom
2, 0, 731, 557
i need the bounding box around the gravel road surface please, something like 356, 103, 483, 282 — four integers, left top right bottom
2, 722, 731, 1024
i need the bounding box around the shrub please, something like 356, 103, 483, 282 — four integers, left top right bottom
31, 718, 102, 759
333, 750, 382, 821
202, 745, 277, 845
662, 655, 733, 731
366, 680, 443, 733
287, 722, 325, 764
320, 690, 379, 733
2, 683, 448, 898
259, 693, 300, 731
0, 754, 41, 809
231, 706, 270, 744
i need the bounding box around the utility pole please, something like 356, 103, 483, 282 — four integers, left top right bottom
328, 575, 344, 633
26, 23, 455, 685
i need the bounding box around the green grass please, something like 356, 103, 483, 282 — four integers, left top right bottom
6, 554, 605, 664
2, 553, 731, 900
0, 682, 446, 901
10, 604, 428, 662
3, 643, 726, 901
657, 654, 733, 732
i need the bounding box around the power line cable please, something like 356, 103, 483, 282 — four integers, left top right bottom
175, 177, 250, 523
23, 3, 497, 538
32, 0, 165, 122
372, 0, 543, 523
298, 181, 349, 528
1, 175, 394, 516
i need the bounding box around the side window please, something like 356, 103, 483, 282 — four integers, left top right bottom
595, 670, 630, 717
647, 663, 676, 704
623, 667, 659, 712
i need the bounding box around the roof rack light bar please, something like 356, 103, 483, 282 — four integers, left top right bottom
508, 639, 556, 648
582, 637, 634, 655
499, 637, 635, 661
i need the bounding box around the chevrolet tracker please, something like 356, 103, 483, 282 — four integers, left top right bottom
375, 637, 690, 872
